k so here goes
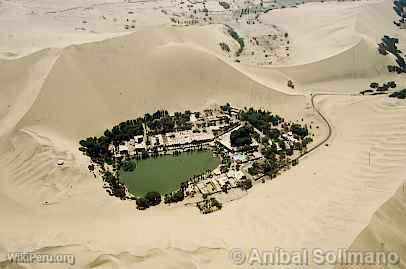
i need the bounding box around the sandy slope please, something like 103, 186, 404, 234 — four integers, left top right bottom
243, 0, 406, 93
0, 24, 305, 209
1, 94, 406, 269
0, 0, 153, 59
335, 182, 406, 269
0, 0, 405, 268
14, 25, 302, 141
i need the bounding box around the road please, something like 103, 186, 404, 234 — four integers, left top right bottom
299, 93, 357, 160
300, 93, 332, 158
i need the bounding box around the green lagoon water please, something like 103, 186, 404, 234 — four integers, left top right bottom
120, 151, 220, 196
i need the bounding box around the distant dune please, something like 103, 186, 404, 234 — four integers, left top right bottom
14, 25, 300, 141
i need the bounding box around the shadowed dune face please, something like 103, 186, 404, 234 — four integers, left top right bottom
261, 1, 363, 65
13, 26, 303, 141
334, 183, 406, 269
262, 0, 404, 65
276, 39, 394, 85
0, 49, 60, 138
237, 0, 406, 92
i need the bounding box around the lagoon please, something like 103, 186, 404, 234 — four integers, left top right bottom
120, 151, 220, 196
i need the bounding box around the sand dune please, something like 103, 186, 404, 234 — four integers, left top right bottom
0, 24, 304, 209
262, 0, 405, 65
14, 25, 302, 141
335, 182, 406, 269
247, 0, 406, 92
0, 0, 405, 268
1, 94, 406, 269
276, 38, 392, 86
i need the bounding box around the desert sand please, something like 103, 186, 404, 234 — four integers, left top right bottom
0, 0, 405, 268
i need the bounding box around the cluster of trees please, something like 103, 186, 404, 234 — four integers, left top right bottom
261, 145, 278, 159
248, 159, 278, 178
145, 110, 193, 134
197, 197, 222, 214
219, 1, 230, 9
102, 171, 127, 199
226, 26, 245, 57
174, 111, 192, 131
164, 189, 185, 204
79, 119, 144, 164
290, 123, 308, 138
122, 160, 136, 172
393, 0, 406, 28
146, 115, 175, 134
239, 107, 284, 136
389, 89, 406, 99
219, 42, 230, 52
360, 81, 397, 95
136, 191, 162, 210
106, 119, 144, 147
79, 136, 112, 164
394, 0, 406, 17
374, 81, 396, 92
237, 178, 252, 190
220, 103, 233, 115
377, 36, 406, 74
377, 36, 399, 55
302, 136, 313, 148
230, 126, 253, 147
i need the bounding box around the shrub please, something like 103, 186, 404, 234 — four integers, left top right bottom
164, 190, 185, 204
122, 160, 136, 172
219, 1, 230, 9
136, 197, 149, 210
389, 89, 406, 99
219, 42, 230, 52
226, 26, 244, 57
144, 191, 162, 206
370, 82, 379, 89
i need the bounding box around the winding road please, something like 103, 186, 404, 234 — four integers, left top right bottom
300, 93, 332, 158
299, 93, 358, 160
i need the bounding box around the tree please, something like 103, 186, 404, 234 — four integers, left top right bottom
230, 126, 252, 147
136, 197, 149, 210
291, 124, 308, 138
237, 178, 252, 190
389, 89, 406, 99
122, 160, 136, 172
261, 136, 270, 145
226, 26, 244, 57
144, 191, 162, 206
219, 1, 230, 9
266, 128, 280, 139
219, 42, 231, 52
370, 82, 379, 89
